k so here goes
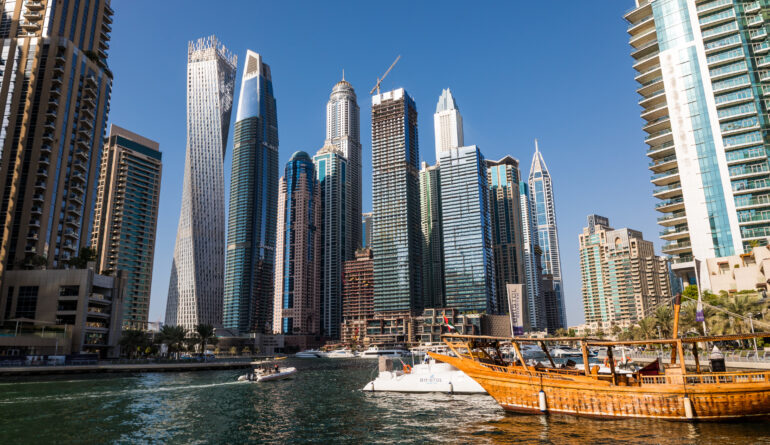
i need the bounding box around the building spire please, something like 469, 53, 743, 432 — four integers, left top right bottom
342, 68, 345, 81
535, 138, 539, 153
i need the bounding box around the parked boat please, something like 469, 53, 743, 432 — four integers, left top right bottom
549, 345, 583, 358
295, 350, 322, 358
363, 357, 486, 394
321, 349, 357, 358
359, 346, 410, 359
238, 366, 297, 382
430, 295, 770, 421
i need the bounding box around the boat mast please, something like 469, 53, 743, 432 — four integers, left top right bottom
670, 293, 682, 364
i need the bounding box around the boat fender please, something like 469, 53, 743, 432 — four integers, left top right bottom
538, 390, 547, 412
683, 395, 693, 419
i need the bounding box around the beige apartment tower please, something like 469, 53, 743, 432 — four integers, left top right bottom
91, 125, 162, 330
579, 214, 671, 325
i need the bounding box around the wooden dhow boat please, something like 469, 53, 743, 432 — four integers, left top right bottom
430, 296, 770, 421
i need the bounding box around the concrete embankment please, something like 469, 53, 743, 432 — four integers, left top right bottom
0, 359, 270, 376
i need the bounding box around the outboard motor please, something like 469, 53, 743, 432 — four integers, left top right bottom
709, 346, 726, 372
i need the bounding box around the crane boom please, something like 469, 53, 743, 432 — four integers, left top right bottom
370, 55, 401, 95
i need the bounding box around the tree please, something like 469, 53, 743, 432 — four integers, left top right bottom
636, 317, 657, 341
195, 324, 218, 351
159, 325, 188, 356
67, 247, 97, 269
655, 305, 673, 338
16, 253, 48, 270
119, 330, 148, 358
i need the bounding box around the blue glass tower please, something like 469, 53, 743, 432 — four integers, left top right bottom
223, 51, 279, 334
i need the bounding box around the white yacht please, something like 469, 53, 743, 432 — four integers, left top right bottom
549, 345, 583, 358
359, 346, 410, 359
363, 357, 486, 394
320, 349, 357, 358
294, 350, 322, 358
238, 366, 297, 382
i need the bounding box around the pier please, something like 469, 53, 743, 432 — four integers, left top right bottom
0, 359, 269, 376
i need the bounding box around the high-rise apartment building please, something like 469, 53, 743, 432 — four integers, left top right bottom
223, 51, 278, 335
420, 161, 445, 308
166, 37, 236, 329
528, 141, 567, 328
371, 88, 423, 313
487, 156, 526, 315
273, 152, 321, 335
439, 145, 496, 313
579, 215, 672, 325
326, 78, 361, 259
627, 0, 770, 284
519, 181, 546, 331
340, 247, 374, 344
91, 125, 161, 330
433, 88, 463, 163
0, 1, 114, 280
314, 143, 347, 338
362, 212, 373, 249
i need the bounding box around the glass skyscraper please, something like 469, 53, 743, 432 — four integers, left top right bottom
519, 181, 547, 331
487, 156, 526, 315
223, 51, 278, 335
420, 161, 445, 308
371, 88, 423, 313
0, 1, 113, 279
166, 36, 236, 329
91, 125, 162, 331
314, 143, 346, 338
528, 141, 567, 328
627, 0, 770, 284
273, 152, 320, 335
439, 145, 496, 313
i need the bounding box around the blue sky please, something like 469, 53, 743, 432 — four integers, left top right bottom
107, 1, 653, 326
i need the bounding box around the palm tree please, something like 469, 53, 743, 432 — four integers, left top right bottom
159, 325, 188, 357
655, 305, 673, 338
195, 324, 217, 352
119, 330, 147, 358
679, 300, 712, 336
637, 317, 657, 341
710, 294, 760, 344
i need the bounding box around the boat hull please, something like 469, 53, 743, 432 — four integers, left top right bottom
430, 353, 770, 421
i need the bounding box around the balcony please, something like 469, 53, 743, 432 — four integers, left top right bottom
733, 178, 770, 194
63, 215, 78, 226
738, 211, 770, 225
651, 168, 680, 185
32, 193, 44, 202
637, 76, 663, 96
726, 148, 767, 165
757, 54, 770, 68
662, 240, 692, 254
68, 193, 83, 204
747, 14, 764, 27
66, 205, 82, 217
645, 128, 673, 146
633, 51, 660, 72
40, 144, 52, 153
23, 11, 42, 21
62, 241, 76, 252
21, 21, 41, 32
628, 14, 654, 34
29, 219, 41, 228
639, 89, 666, 108
649, 154, 677, 171
653, 182, 683, 199
36, 168, 48, 178
63, 228, 78, 239
73, 160, 87, 172
26, 1, 44, 11
635, 64, 661, 83
27, 231, 39, 241
745, 1, 761, 14
655, 197, 685, 212
699, 8, 736, 28
742, 226, 770, 239
641, 102, 668, 121
630, 29, 658, 52
648, 141, 676, 159
753, 40, 770, 54
658, 212, 688, 226
750, 28, 767, 40
697, 0, 734, 16
735, 193, 770, 210
660, 225, 690, 240
729, 162, 769, 180
642, 115, 670, 133
34, 181, 46, 190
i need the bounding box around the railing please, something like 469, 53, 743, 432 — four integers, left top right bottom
652, 168, 679, 180
656, 197, 684, 208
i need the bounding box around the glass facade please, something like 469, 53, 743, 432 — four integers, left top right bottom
223, 51, 278, 335
420, 162, 445, 309
439, 146, 496, 313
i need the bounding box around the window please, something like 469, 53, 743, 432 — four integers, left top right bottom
15, 286, 39, 319
59, 285, 80, 296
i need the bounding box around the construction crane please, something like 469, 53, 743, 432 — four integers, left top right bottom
370, 55, 401, 95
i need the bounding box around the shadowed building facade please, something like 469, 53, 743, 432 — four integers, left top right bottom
91, 125, 161, 330
166, 36, 236, 329
0, 1, 114, 281
223, 51, 278, 335
273, 152, 321, 335
420, 161, 444, 308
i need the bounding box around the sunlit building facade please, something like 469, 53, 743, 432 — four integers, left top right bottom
166, 36, 236, 329
420, 161, 445, 309
433, 88, 463, 163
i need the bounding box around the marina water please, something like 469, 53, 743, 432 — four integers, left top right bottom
1, 359, 768, 444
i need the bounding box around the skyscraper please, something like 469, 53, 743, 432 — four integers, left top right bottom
579, 215, 672, 325
528, 141, 567, 328
326, 78, 361, 259
371, 88, 423, 313
487, 156, 526, 315
223, 51, 278, 335
0, 1, 114, 280
519, 181, 546, 331
433, 88, 464, 163
362, 212, 373, 249
626, 0, 770, 284
91, 125, 162, 330
314, 143, 347, 338
166, 37, 236, 329
420, 161, 445, 308
273, 152, 321, 335
439, 145, 496, 313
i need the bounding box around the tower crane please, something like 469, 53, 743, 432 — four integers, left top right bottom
370, 55, 401, 95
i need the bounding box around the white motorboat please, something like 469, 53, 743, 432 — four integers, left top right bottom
363, 358, 486, 394
320, 349, 357, 358
549, 345, 583, 358
238, 366, 297, 382
359, 346, 410, 359
295, 350, 321, 358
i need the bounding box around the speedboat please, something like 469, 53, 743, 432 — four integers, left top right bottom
549, 345, 583, 358
359, 346, 410, 359
321, 349, 357, 358
238, 366, 297, 382
363, 357, 486, 393
295, 350, 321, 358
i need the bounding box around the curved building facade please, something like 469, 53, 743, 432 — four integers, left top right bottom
223, 51, 278, 335
166, 36, 236, 329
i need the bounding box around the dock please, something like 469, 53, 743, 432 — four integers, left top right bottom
0, 359, 269, 376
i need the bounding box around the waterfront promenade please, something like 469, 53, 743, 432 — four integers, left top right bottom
0, 357, 272, 376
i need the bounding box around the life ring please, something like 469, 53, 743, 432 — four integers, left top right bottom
403, 364, 411, 374
603, 357, 615, 367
